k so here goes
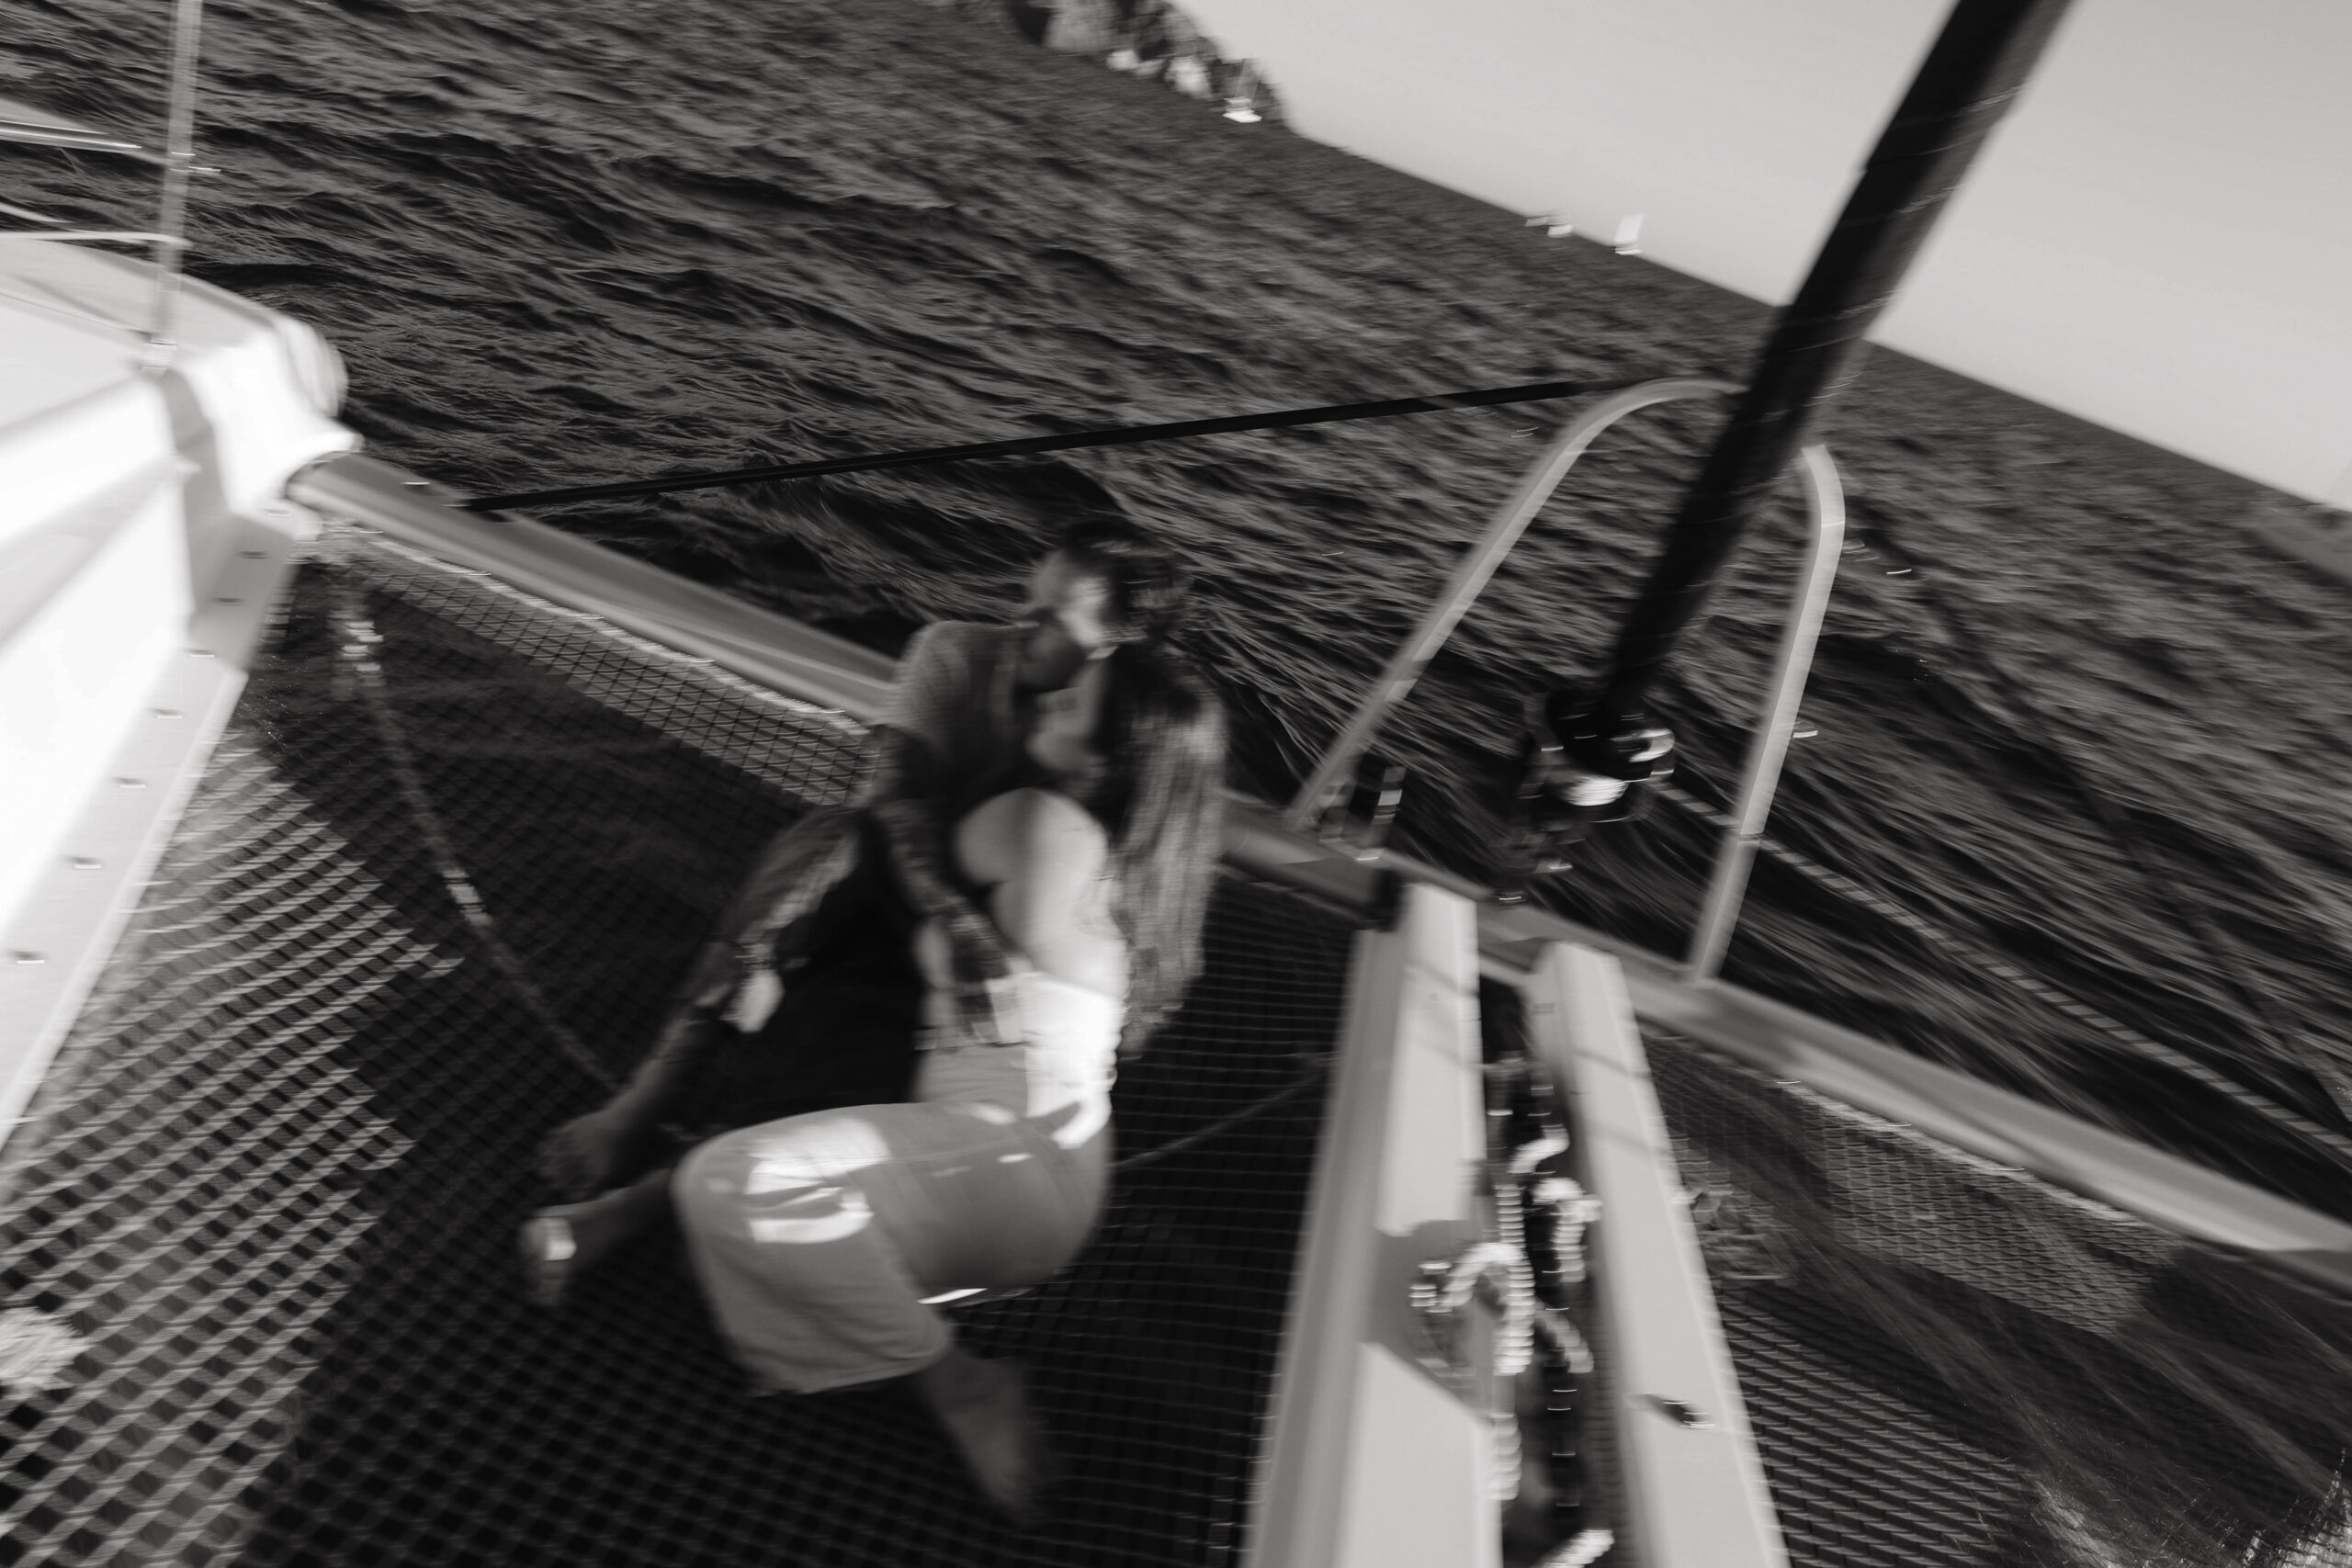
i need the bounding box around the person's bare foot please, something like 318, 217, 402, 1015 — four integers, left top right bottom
910, 1347, 1057, 1523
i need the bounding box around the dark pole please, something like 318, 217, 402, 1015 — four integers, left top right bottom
1588, 0, 2077, 736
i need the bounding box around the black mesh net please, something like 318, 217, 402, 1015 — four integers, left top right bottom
14, 527, 2351, 1568
0, 536, 1353, 1567
1646, 1028, 2352, 1568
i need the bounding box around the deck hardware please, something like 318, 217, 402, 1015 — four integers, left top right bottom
114, 777, 146, 789
1510, 698, 1676, 877
187, 648, 214, 658
240, 548, 267, 558
1645, 1395, 1713, 1429
67, 858, 99, 871
1411, 1241, 1533, 1503
215, 596, 241, 604
1311, 754, 1405, 860
1286, 378, 1739, 834
149, 708, 181, 718
9, 953, 45, 965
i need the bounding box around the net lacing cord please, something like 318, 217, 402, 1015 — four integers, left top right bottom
1108, 1050, 1328, 1174
327, 570, 623, 1093
1654, 780, 2352, 1165
355, 525, 867, 739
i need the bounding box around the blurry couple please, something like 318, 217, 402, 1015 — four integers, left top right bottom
522, 518, 1226, 1520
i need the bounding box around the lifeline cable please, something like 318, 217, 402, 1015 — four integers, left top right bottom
458, 376, 1654, 513
329, 568, 622, 1092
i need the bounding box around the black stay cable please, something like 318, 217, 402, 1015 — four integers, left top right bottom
458, 376, 1653, 513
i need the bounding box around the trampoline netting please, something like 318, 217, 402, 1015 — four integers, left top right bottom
0, 532, 1354, 1567
9, 524, 2351, 1568
1644, 1028, 2352, 1568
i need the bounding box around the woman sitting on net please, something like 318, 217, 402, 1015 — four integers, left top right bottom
523, 640, 1227, 1519
535, 520, 1191, 1200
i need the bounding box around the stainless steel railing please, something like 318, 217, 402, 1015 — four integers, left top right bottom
1283, 376, 1846, 982
1682, 443, 1843, 981
0, 0, 209, 363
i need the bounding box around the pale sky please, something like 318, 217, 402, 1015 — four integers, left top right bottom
1182, 0, 2352, 508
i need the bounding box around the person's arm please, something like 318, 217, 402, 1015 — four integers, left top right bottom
865, 623, 1027, 1042
535, 810, 854, 1200
867, 727, 1025, 1041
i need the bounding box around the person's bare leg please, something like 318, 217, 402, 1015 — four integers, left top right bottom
909, 1344, 1057, 1522
520, 1167, 674, 1307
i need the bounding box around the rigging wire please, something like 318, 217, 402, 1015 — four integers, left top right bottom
458, 376, 1653, 513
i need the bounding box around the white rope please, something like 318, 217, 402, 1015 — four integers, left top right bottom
1414, 1128, 1604, 1506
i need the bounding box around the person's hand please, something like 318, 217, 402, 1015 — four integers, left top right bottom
536, 1107, 640, 1202
942, 917, 1025, 1044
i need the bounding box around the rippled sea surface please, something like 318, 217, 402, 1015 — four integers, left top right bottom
11, 0, 2352, 1210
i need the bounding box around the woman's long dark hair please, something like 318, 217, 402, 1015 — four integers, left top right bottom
1086, 641, 1227, 1050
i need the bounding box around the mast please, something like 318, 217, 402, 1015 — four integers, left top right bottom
1577, 0, 2078, 746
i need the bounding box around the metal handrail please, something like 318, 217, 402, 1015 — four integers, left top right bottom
1283, 377, 1736, 829
1683, 444, 1843, 981
0, 6, 208, 364
0, 117, 154, 162
1283, 376, 1847, 982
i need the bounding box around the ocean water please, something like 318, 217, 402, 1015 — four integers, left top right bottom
10, 0, 2352, 1212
